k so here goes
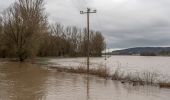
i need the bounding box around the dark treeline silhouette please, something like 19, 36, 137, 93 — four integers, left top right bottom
159, 51, 170, 56
0, 0, 105, 61
140, 52, 156, 56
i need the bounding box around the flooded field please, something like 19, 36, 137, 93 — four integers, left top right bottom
0, 62, 170, 100
46, 56, 170, 82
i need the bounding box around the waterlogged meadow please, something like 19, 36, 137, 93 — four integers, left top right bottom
43, 56, 170, 86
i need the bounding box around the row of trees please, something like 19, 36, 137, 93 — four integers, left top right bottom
159, 51, 170, 56
39, 24, 105, 57
0, 0, 105, 61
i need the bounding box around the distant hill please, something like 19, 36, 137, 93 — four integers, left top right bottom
111, 47, 170, 56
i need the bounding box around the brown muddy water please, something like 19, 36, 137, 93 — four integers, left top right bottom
0, 62, 170, 100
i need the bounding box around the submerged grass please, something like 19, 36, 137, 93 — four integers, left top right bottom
50, 63, 110, 78
115, 71, 159, 86
47, 63, 170, 88
111, 67, 159, 85
111, 68, 170, 88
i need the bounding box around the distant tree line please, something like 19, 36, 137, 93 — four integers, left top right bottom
140, 51, 170, 56
0, 0, 105, 61
158, 51, 170, 56
140, 52, 156, 56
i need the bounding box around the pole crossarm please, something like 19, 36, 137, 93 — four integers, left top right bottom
80, 8, 97, 14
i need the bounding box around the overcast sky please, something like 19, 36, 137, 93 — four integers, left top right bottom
1, 0, 170, 49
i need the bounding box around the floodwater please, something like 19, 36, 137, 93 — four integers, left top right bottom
0, 61, 170, 100
47, 56, 170, 81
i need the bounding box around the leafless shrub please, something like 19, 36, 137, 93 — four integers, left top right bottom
90, 66, 110, 77
141, 71, 158, 84
111, 68, 159, 85
111, 67, 123, 80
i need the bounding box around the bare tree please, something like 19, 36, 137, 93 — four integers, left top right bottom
0, 0, 105, 60
91, 31, 105, 56
2, 0, 47, 61
39, 24, 106, 57
0, 16, 4, 57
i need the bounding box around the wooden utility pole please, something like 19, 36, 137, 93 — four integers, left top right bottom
80, 8, 97, 73
105, 42, 107, 60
